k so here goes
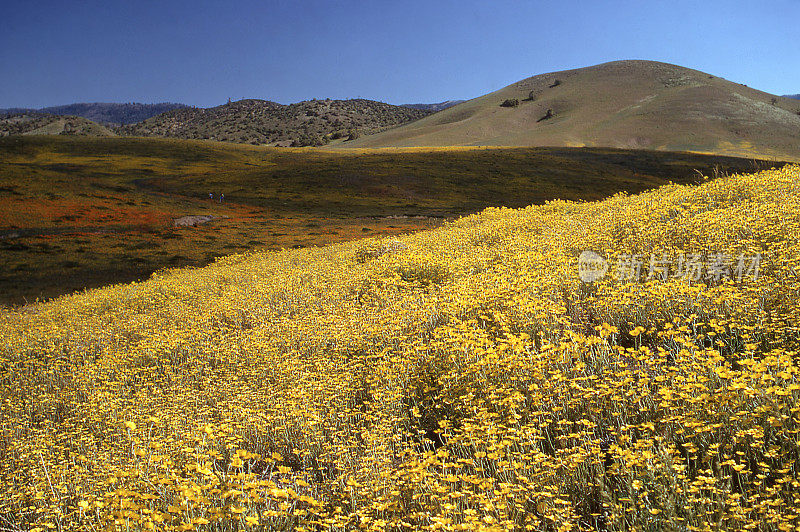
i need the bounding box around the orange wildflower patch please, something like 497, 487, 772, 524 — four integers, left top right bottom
0, 197, 173, 228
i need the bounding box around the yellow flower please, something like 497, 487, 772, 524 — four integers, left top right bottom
630, 326, 646, 337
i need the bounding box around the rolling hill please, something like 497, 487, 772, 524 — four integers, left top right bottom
0, 113, 116, 137
119, 98, 432, 146
0, 102, 188, 125
401, 100, 466, 111
345, 60, 800, 160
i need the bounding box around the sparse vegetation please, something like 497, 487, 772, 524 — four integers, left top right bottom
347, 60, 800, 159
0, 102, 188, 126
0, 113, 116, 137
119, 98, 430, 146
500, 98, 520, 108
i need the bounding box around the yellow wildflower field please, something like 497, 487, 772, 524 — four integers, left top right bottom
2, 165, 800, 531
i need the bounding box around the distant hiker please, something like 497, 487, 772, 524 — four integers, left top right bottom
219, 193, 224, 204
209, 192, 214, 201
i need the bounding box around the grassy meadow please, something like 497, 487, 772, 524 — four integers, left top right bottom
0, 136, 778, 305
2, 163, 800, 530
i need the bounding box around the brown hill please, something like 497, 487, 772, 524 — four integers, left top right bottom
119, 98, 431, 146
345, 60, 800, 160
401, 100, 466, 111
0, 113, 116, 137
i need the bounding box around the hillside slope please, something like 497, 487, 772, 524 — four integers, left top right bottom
43, 102, 188, 125
0, 113, 116, 137
120, 98, 431, 146
400, 100, 466, 111
347, 60, 800, 160
3, 136, 776, 304
0, 102, 189, 125
3, 164, 800, 530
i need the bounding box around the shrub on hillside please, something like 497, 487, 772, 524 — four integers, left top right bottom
500, 98, 520, 108
291, 133, 326, 147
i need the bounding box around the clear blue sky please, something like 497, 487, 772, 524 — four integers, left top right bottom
2, 0, 798, 108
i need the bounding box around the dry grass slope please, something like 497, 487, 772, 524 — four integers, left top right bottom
2, 164, 800, 530
347, 60, 800, 161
